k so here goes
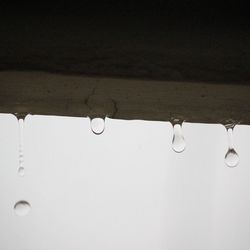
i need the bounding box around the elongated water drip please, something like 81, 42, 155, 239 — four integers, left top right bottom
90, 117, 105, 135
224, 127, 239, 167
172, 123, 186, 153
18, 119, 25, 176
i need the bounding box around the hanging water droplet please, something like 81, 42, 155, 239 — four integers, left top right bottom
18, 118, 25, 175
225, 148, 239, 168
172, 123, 186, 153
90, 118, 105, 135
224, 128, 239, 167
18, 167, 25, 177
14, 201, 31, 216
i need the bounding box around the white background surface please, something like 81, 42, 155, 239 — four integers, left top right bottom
0, 114, 250, 250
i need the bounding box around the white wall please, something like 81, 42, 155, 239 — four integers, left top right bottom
0, 114, 249, 250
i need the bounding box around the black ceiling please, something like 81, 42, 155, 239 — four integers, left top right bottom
0, 1, 249, 83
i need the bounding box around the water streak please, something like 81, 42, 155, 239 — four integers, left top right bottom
224, 127, 239, 168
18, 119, 25, 176
172, 123, 186, 153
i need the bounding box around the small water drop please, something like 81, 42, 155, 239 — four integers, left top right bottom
14, 201, 31, 216
90, 118, 105, 135
18, 167, 25, 177
224, 128, 239, 167
172, 123, 186, 153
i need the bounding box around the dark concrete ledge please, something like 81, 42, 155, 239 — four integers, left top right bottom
0, 71, 249, 124
1, 4, 250, 124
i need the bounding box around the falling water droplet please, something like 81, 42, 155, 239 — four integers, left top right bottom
225, 127, 239, 167
90, 118, 105, 135
18, 119, 25, 176
14, 201, 31, 216
172, 123, 186, 153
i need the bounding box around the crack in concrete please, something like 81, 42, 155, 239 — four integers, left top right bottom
110, 98, 118, 118
84, 86, 118, 118
84, 86, 97, 111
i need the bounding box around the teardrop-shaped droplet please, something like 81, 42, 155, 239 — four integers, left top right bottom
224, 128, 239, 167
90, 118, 105, 135
14, 201, 31, 216
225, 148, 239, 168
172, 124, 186, 153
18, 167, 25, 177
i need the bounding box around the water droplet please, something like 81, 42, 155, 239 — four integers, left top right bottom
172, 123, 186, 153
18, 167, 25, 177
225, 148, 239, 168
225, 128, 239, 167
14, 201, 31, 216
90, 118, 105, 135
